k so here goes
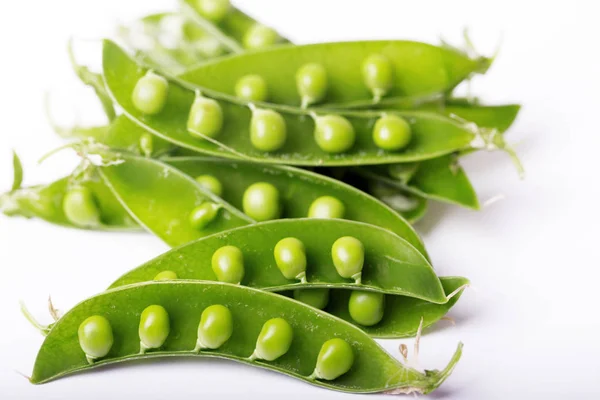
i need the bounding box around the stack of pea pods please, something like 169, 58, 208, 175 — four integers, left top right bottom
1, 0, 522, 395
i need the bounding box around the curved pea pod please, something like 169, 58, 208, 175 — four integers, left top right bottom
325, 276, 469, 338
180, 0, 288, 54
0, 156, 138, 231
109, 218, 446, 304
164, 156, 426, 257
90, 149, 253, 247
102, 40, 501, 166
30, 281, 463, 395
179, 40, 490, 108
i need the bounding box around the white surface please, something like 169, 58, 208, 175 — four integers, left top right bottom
0, 0, 597, 399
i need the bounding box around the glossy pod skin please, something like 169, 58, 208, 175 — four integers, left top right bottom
179, 40, 490, 108
92, 149, 252, 247
30, 281, 463, 394
108, 219, 445, 303
164, 156, 426, 256
0, 158, 138, 231
103, 40, 496, 166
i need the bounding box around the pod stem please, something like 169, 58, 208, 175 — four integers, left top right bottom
422, 342, 464, 394
19, 301, 51, 336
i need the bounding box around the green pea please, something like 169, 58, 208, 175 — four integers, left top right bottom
235, 74, 268, 102
296, 63, 327, 108
348, 291, 385, 326
78, 315, 113, 364
293, 289, 330, 310
242, 182, 281, 221
314, 115, 356, 153
372, 115, 412, 151
331, 236, 364, 283
250, 318, 293, 361
187, 95, 223, 139
139, 133, 153, 157
274, 237, 307, 282
211, 245, 244, 284
193, 0, 230, 22
131, 71, 169, 115
195, 174, 223, 197
311, 338, 354, 380
362, 54, 393, 102
189, 202, 221, 230
195, 304, 233, 351
153, 270, 178, 281
62, 186, 101, 228
139, 305, 170, 353
307, 196, 345, 219
250, 109, 287, 152
243, 24, 279, 50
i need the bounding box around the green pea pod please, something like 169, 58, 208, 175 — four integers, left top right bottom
164, 156, 426, 257
118, 12, 228, 75
92, 149, 252, 246
179, 41, 489, 108
325, 276, 468, 338
431, 101, 521, 133
30, 280, 463, 394
52, 115, 173, 157
108, 218, 445, 304
103, 40, 502, 166
0, 169, 138, 232
180, 0, 289, 54
11, 151, 23, 191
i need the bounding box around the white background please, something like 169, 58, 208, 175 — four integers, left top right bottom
0, 0, 597, 399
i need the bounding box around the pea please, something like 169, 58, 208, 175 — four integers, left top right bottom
331, 236, 364, 283
211, 245, 244, 284
250, 109, 287, 152
131, 71, 169, 115
314, 115, 356, 153
139, 305, 170, 352
189, 202, 221, 230
193, 0, 230, 23
153, 270, 178, 281
62, 186, 101, 228
78, 315, 113, 363
195, 304, 233, 351
348, 291, 385, 326
311, 338, 354, 380
293, 289, 329, 310
296, 63, 327, 108
307, 196, 345, 219
274, 237, 307, 282
235, 74, 268, 102
250, 318, 293, 361
362, 54, 393, 102
195, 174, 223, 197
242, 182, 281, 222
187, 95, 223, 139
243, 24, 279, 50
139, 133, 153, 157
372, 115, 412, 151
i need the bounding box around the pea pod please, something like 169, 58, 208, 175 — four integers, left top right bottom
0, 158, 138, 231
108, 219, 445, 303
30, 280, 463, 394
163, 156, 426, 256
179, 40, 490, 108
103, 40, 504, 166
91, 149, 253, 246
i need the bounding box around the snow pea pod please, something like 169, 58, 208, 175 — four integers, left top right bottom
178, 41, 490, 108
108, 218, 445, 303
0, 157, 138, 231
103, 40, 497, 166
163, 156, 426, 256
30, 281, 462, 394
91, 149, 252, 247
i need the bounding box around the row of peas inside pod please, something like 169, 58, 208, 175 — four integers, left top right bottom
3, 0, 524, 394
